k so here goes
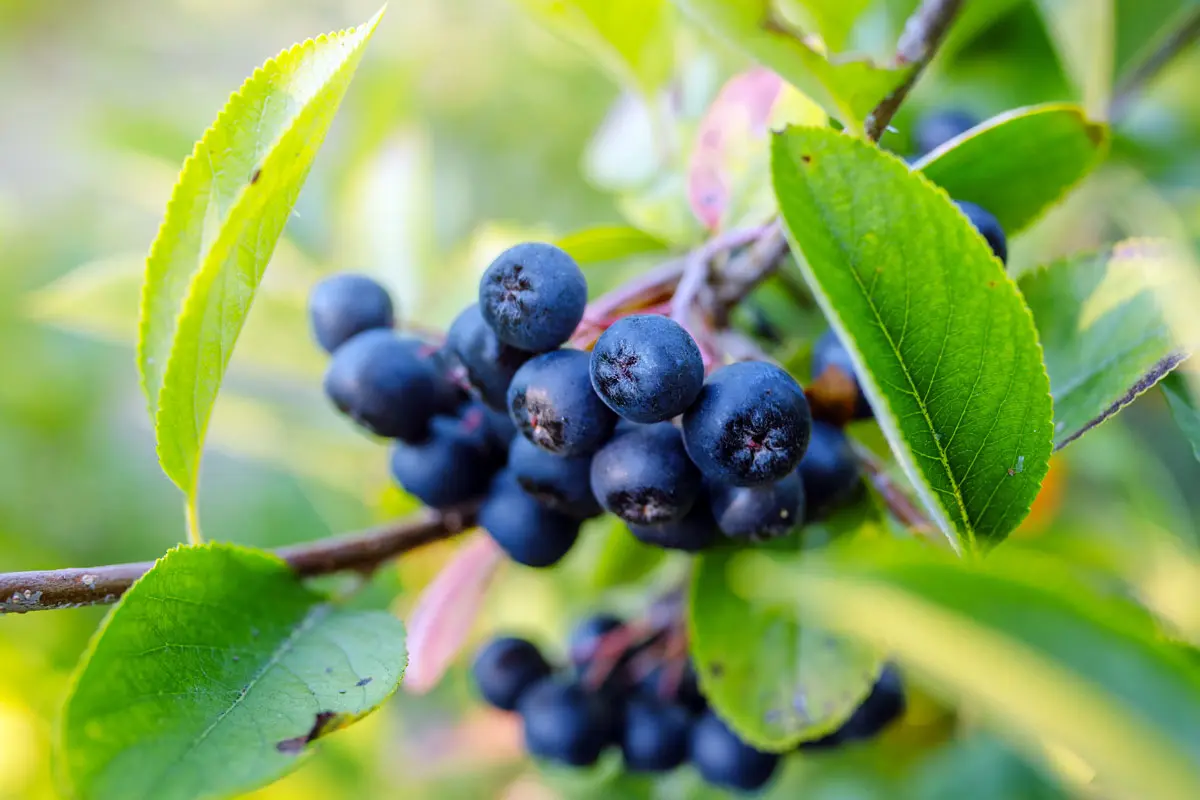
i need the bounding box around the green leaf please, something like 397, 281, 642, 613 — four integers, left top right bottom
914, 103, 1109, 235
670, 0, 909, 131
777, 0, 871, 52
1162, 373, 1200, 463
1021, 242, 1186, 449
772, 126, 1053, 552
688, 506, 883, 750
61, 543, 407, 800
734, 541, 1200, 800
586, 517, 668, 589
556, 224, 670, 267
137, 10, 384, 509
514, 0, 675, 97
1033, 0, 1114, 117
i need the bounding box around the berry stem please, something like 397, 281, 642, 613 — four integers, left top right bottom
0, 505, 477, 614
848, 440, 939, 538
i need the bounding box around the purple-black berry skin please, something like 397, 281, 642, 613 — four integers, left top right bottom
913, 109, 978, 156
507, 349, 617, 456
955, 200, 1008, 264
709, 471, 805, 541
508, 435, 602, 519
518, 676, 616, 767
690, 712, 780, 792
590, 314, 704, 423
447, 303, 534, 410
472, 637, 551, 712
308, 273, 395, 354
590, 422, 702, 525
682, 361, 812, 487
627, 502, 721, 553
479, 242, 587, 352
479, 471, 581, 567
389, 413, 502, 509
798, 420, 861, 521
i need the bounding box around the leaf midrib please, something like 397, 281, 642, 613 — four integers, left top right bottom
139, 603, 331, 798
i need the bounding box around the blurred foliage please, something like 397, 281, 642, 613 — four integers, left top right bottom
0, 0, 1198, 798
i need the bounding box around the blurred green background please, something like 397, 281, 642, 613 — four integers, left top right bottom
1, 0, 1198, 797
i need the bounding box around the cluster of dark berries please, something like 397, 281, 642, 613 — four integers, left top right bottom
310, 241, 866, 569
473, 616, 908, 792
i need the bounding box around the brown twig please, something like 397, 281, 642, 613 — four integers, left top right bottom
1111, 7, 1200, 121
864, 0, 965, 141
849, 440, 935, 536
0, 507, 475, 614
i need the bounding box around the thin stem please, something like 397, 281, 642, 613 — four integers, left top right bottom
0, 506, 476, 614
1111, 7, 1200, 121
849, 440, 935, 536
864, 0, 965, 141
668, 224, 768, 325
184, 497, 203, 545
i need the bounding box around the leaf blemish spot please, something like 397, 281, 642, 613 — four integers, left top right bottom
800, 154, 812, 164
249, 167, 262, 185
355, 677, 372, 687
275, 711, 340, 755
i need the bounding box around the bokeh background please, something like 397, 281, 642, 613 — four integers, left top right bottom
1, 0, 1198, 797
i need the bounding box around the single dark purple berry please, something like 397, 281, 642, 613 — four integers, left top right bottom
508, 349, 617, 456
518, 676, 616, 767
590, 422, 702, 525
682, 361, 812, 487
797, 420, 861, 521
621, 697, 692, 773
690, 711, 780, 792
590, 314, 704, 423
389, 412, 503, 509
479, 242, 588, 352
709, 471, 805, 541
508, 435, 602, 519
308, 273, 395, 354
479, 471, 581, 567
472, 636, 551, 711
627, 501, 721, 553
447, 303, 534, 410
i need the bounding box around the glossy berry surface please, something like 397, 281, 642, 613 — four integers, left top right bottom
811, 329, 872, 420
621, 697, 692, 773
798, 421, 861, 520
446, 303, 534, 410
308, 273, 395, 354
479, 471, 581, 567
590, 314, 704, 423
955, 200, 1008, 264
568, 613, 623, 667
518, 676, 616, 767
709, 471, 805, 541
479, 242, 588, 352
389, 411, 504, 509
690, 711, 780, 792
322, 330, 457, 442
508, 349, 617, 456
682, 361, 812, 487
627, 502, 720, 552
508, 436, 601, 519
590, 422, 702, 525
472, 636, 551, 712
913, 109, 978, 156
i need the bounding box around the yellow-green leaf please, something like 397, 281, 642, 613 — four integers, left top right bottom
556, 225, 670, 266
136, 10, 384, 510
670, 0, 909, 131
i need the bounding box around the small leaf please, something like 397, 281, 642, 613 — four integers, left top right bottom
670, 0, 909, 131
514, 0, 675, 98
915, 103, 1109, 235
688, 506, 883, 750
137, 10, 384, 503
772, 126, 1054, 552
1021, 241, 1187, 449
404, 533, 504, 695
734, 541, 1200, 800
556, 225, 670, 266
1033, 0, 1114, 117
61, 543, 406, 800
1162, 374, 1200, 464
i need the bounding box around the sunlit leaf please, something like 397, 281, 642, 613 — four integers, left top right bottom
670, 0, 908, 131
1021, 241, 1186, 449
1032, 0, 1114, 117
915, 103, 1109, 235
688, 505, 883, 750
772, 126, 1053, 552
556, 224, 670, 266
778, 0, 871, 52
137, 10, 384, 511
734, 541, 1200, 800
514, 0, 675, 98
61, 544, 407, 800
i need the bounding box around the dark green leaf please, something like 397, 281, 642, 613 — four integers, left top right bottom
915, 103, 1109, 234
61, 544, 406, 800
688, 505, 883, 750
1021, 241, 1187, 449
137, 11, 383, 510
670, 0, 908, 130
556, 224, 670, 267
734, 540, 1200, 800
772, 126, 1054, 552
1162, 373, 1200, 463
